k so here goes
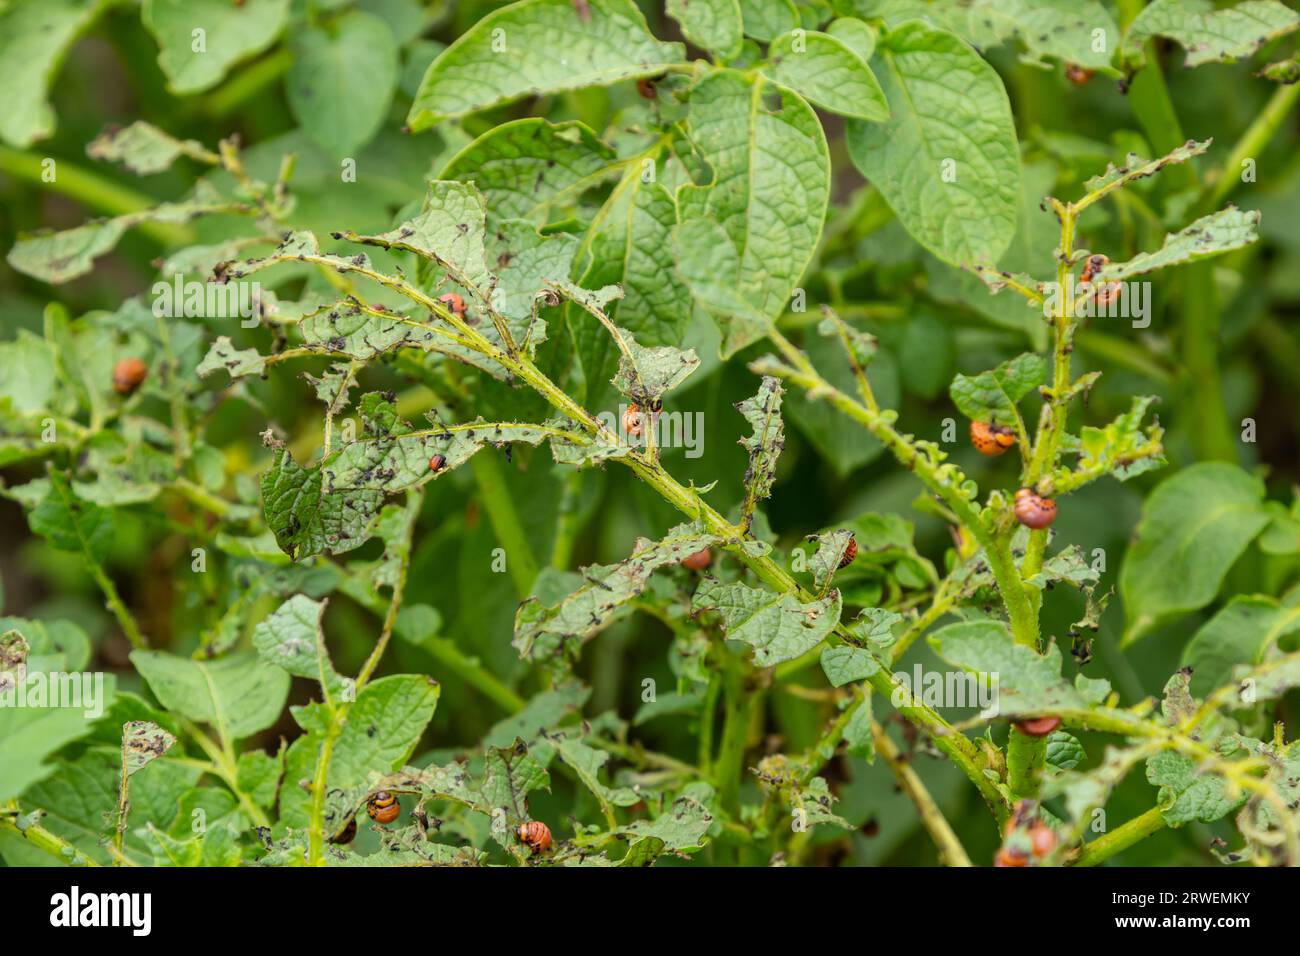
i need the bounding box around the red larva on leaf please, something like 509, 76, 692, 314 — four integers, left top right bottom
1081, 254, 1109, 283
1029, 822, 1058, 857
623, 403, 644, 438
366, 791, 399, 825
438, 293, 467, 316
1064, 64, 1093, 85
994, 847, 1029, 867
636, 77, 657, 99
429, 453, 447, 473
517, 820, 552, 854
839, 535, 858, 569
1013, 715, 1061, 737
682, 547, 712, 571
970, 421, 1017, 457
1014, 488, 1057, 530
113, 357, 148, 395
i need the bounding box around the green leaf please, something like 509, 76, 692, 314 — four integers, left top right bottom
515, 523, 716, 661
0, 330, 58, 416
0, 618, 114, 803
28, 470, 113, 564
287, 10, 398, 158
666, 0, 743, 59
620, 794, 713, 851
826, 17, 877, 62
1024, 545, 1101, 590
735, 376, 784, 532
1081, 139, 1210, 198
345, 181, 493, 304
763, 30, 888, 121
929, 621, 1086, 716
1181, 597, 1300, 698
1121, 463, 1271, 644
130, 650, 290, 741
323, 675, 439, 791
484, 738, 551, 837
957, 0, 1120, 71
196, 336, 267, 379
693, 578, 842, 667
260, 443, 383, 561
847, 21, 1020, 266
949, 353, 1045, 427
252, 595, 355, 706
122, 721, 176, 777
609, 325, 701, 406
1146, 749, 1245, 825
143, 0, 291, 94
1045, 730, 1085, 772
236, 750, 283, 809
572, 171, 694, 408
805, 529, 855, 593
820, 645, 880, 687
0, 0, 106, 147
737, 0, 797, 42
1127, 0, 1299, 68
1070, 394, 1166, 482
8, 197, 239, 283
553, 735, 640, 807
407, 0, 684, 129
440, 118, 618, 222
1095, 207, 1261, 281
87, 121, 206, 175
675, 70, 830, 355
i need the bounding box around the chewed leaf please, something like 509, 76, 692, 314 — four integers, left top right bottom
0, 630, 28, 693
197, 336, 267, 380
1126, 0, 1299, 68
736, 377, 784, 533
87, 121, 209, 175
482, 738, 551, 842
949, 353, 1045, 426
928, 620, 1087, 716
1081, 139, 1210, 198
342, 181, 493, 304
261, 444, 383, 561
805, 529, 853, 592
610, 330, 701, 406
1095, 207, 1260, 281
619, 794, 713, 852
514, 523, 717, 662
252, 595, 355, 706
693, 578, 841, 667
956, 0, 1120, 72
122, 721, 176, 776
1024, 546, 1101, 590
407, 0, 684, 128
9, 197, 245, 283
1069, 394, 1165, 483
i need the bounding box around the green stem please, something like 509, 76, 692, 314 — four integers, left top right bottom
1204, 80, 1300, 210
714, 651, 754, 830
0, 804, 100, 867
1070, 806, 1168, 867
874, 721, 973, 867
469, 450, 539, 599
0, 146, 191, 245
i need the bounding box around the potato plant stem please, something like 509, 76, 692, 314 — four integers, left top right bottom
1070, 806, 1167, 867
874, 720, 973, 867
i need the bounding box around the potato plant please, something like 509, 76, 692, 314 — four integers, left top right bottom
1, 0, 1299, 869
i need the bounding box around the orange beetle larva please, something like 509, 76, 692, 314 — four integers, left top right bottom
838, 534, 858, 569
682, 547, 712, 571
623, 403, 644, 439
1013, 715, 1062, 737
113, 357, 148, 396
438, 292, 467, 316
970, 421, 1017, 457
366, 791, 400, 825
517, 820, 552, 854
1014, 488, 1057, 530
